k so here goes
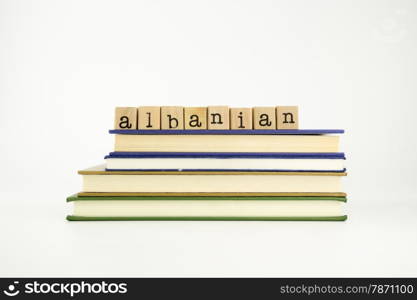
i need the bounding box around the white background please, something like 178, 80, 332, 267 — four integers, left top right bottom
1, 0, 416, 276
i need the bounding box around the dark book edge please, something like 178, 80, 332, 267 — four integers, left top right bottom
78, 169, 347, 176
105, 152, 346, 159
66, 194, 347, 202
67, 215, 348, 221
76, 192, 348, 197
104, 168, 346, 172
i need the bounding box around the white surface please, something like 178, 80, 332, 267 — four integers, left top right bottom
1, 0, 417, 276
1, 198, 416, 277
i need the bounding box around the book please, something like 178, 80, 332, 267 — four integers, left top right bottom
66, 194, 347, 221
110, 130, 342, 153
105, 152, 346, 172
79, 165, 346, 193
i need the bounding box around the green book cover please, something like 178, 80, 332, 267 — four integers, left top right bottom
67, 216, 347, 221
67, 194, 347, 202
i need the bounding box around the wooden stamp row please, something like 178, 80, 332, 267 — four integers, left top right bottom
115, 106, 298, 130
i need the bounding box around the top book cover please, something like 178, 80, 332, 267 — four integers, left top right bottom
112, 106, 343, 134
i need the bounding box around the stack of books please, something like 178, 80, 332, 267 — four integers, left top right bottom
67, 106, 347, 221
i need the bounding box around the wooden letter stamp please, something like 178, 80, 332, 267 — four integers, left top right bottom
114, 107, 138, 130
276, 106, 299, 129
184, 107, 207, 130
207, 106, 229, 130
230, 108, 253, 130
161, 106, 184, 130
138, 106, 161, 130
253, 107, 276, 129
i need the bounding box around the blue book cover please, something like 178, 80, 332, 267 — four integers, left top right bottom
109, 129, 344, 135
105, 152, 345, 159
